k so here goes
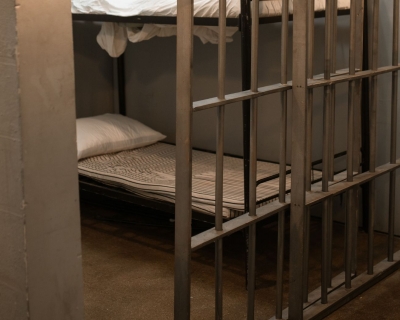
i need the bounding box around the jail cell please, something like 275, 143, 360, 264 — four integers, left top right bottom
174, 0, 400, 319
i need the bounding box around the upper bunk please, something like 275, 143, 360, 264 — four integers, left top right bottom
72, 0, 351, 25
72, 0, 351, 57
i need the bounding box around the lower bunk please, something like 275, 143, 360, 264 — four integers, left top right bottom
78, 141, 324, 221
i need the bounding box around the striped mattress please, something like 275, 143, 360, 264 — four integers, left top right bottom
78, 142, 320, 218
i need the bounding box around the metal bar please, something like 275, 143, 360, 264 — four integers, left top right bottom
367, 0, 380, 276
192, 201, 289, 251
215, 239, 223, 320
279, 0, 289, 203
303, 207, 311, 303
345, 188, 353, 288
117, 55, 126, 116
361, 0, 370, 232
329, 0, 338, 181
307, 65, 400, 88
368, 180, 376, 275
276, 212, 285, 319
327, 196, 333, 288
321, 198, 330, 304
306, 0, 315, 192
344, 0, 358, 290
193, 65, 400, 112
214, 1, 226, 318
247, 1, 259, 318
192, 161, 400, 250
193, 83, 291, 111
301, 251, 400, 320
289, 0, 308, 317
389, 0, 399, 262
276, 3, 289, 315
175, 0, 193, 318
323, 0, 333, 193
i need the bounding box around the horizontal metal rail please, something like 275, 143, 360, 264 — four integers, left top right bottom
192, 160, 400, 251
192, 200, 289, 251
71, 9, 350, 26
309, 64, 400, 88
193, 83, 291, 111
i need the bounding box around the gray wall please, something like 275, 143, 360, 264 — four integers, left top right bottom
1, 0, 84, 319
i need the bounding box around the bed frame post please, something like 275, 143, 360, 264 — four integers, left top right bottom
117, 54, 127, 116
289, 0, 308, 318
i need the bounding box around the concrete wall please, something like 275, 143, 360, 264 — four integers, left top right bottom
0, 0, 84, 319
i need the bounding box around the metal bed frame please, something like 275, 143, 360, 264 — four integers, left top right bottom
73, 2, 351, 223
174, 0, 400, 319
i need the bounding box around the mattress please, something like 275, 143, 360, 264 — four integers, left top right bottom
78, 142, 322, 218
72, 0, 350, 57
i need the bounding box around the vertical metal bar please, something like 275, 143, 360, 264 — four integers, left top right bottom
303, 207, 310, 302
354, 0, 364, 174
240, 0, 252, 291
329, 0, 338, 181
276, 211, 285, 319
214, 1, 226, 318
303, 0, 314, 304
241, 0, 252, 215
345, 0, 357, 289
279, 0, 289, 204
276, 2, 289, 317
289, 0, 308, 318
345, 188, 354, 288
321, 0, 333, 303
247, 1, 259, 319
388, 0, 399, 262
361, 0, 370, 233
175, 0, 193, 318
215, 239, 223, 320
305, 0, 315, 192
321, 198, 329, 304
323, 0, 333, 194
368, 0, 380, 275
117, 54, 126, 116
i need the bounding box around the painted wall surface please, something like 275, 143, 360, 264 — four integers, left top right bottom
0, 0, 29, 318
73, 5, 400, 234
0, 0, 84, 319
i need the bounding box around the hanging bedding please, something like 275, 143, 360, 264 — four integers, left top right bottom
72, 0, 351, 57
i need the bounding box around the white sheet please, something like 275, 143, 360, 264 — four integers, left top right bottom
72, 0, 350, 57
72, 0, 350, 19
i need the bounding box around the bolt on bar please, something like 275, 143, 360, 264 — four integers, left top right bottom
214, 0, 227, 318
388, 0, 399, 263
276, 0, 289, 318
368, 0, 380, 276
175, 0, 193, 318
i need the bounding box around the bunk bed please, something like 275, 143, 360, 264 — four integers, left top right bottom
72, 0, 352, 223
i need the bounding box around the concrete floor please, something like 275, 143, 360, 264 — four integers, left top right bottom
81, 201, 400, 319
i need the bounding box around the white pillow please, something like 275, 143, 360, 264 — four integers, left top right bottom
76, 113, 166, 160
